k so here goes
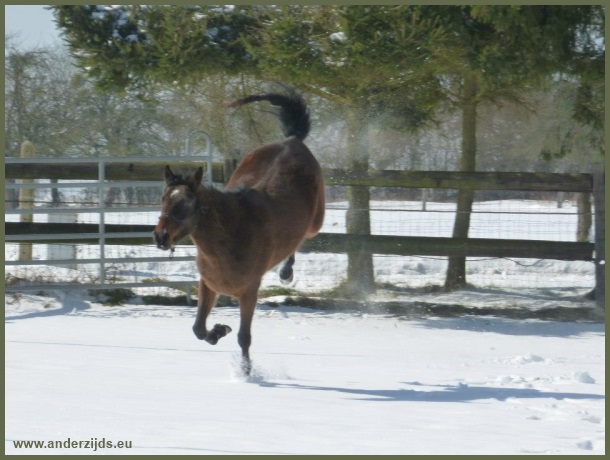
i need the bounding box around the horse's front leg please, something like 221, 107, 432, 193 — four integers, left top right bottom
193, 279, 232, 345
237, 288, 258, 376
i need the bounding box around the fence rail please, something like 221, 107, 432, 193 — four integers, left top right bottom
323, 169, 593, 192
5, 222, 595, 262
6, 161, 593, 191
4, 155, 604, 310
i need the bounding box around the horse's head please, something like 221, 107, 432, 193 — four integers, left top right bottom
153, 165, 204, 250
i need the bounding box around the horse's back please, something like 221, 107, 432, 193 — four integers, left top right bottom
226, 137, 324, 263
226, 138, 321, 198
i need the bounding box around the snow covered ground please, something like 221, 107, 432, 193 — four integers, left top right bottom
4, 293, 605, 455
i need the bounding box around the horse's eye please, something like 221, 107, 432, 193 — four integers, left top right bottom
172, 203, 189, 220
171, 200, 196, 220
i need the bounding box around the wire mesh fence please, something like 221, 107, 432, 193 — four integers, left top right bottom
5, 181, 596, 304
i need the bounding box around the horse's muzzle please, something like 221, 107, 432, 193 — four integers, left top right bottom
153, 229, 170, 250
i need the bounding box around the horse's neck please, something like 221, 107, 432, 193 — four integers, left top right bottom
190, 186, 235, 248
196, 185, 224, 212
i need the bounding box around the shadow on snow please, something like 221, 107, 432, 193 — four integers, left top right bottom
411, 315, 605, 338
255, 380, 605, 404
4, 292, 91, 322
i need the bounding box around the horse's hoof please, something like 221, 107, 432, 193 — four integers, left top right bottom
279, 268, 294, 285
205, 324, 232, 345
195, 324, 232, 344
212, 323, 232, 338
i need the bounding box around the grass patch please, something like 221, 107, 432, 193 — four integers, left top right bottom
375, 282, 445, 295
140, 277, 167, 283
139, 293, 238, 307
258, 286, 298, 297
141, 294, 191, 306
89, 288, 136, 306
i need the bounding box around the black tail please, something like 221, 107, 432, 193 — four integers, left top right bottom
227, 89, 311, 141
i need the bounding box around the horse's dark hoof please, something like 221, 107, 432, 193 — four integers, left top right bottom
279, 267, 294, 285
193, 324, 232, 344
205, 324, 232, 345
213, 323, 232, 338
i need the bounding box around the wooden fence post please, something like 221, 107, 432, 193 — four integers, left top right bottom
18, 141, 36, 261
592, 168, 605, 311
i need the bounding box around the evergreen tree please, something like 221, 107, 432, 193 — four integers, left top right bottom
52, 5, 261, 95
393, 5, 605, 289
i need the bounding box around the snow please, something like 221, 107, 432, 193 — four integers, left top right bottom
330, 31, 347, 43
4, 293, 605, 455
210, 5, 235, 14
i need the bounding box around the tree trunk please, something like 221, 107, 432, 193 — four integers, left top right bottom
344, 106, 376, 297
445, 73, 478, 290
592, 169, 605, 311
104, 187, 121, 206
576, 192, 592, 242
51, 179, 61, 206
18, 141, 36, 261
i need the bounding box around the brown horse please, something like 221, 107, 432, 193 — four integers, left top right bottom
153, 90, 325, 375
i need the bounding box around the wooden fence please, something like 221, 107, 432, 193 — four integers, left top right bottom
5, 160, 605, 309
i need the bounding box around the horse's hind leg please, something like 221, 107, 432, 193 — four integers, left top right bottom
279, 254, 295, 285
193, 279, 232, 345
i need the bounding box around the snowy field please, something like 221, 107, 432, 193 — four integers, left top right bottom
4, 294, 605, 455
5, 197, 604, 454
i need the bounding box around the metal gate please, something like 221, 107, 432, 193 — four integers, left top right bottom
5, 132, 215, 298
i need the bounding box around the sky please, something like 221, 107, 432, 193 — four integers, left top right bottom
5, 5, 63, 49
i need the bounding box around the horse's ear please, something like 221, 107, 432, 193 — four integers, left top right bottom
164, 165, 174, 185
193, 167, 204, 187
